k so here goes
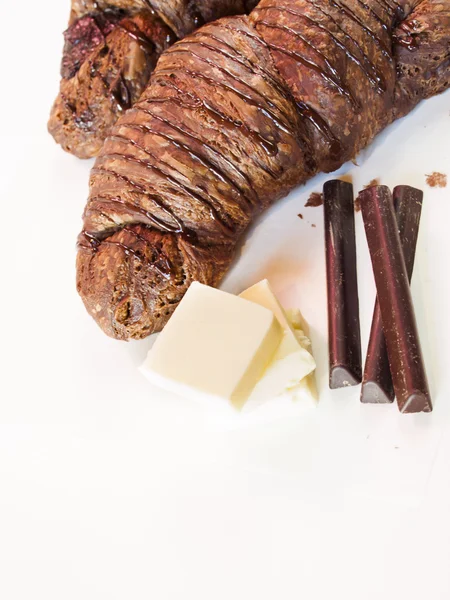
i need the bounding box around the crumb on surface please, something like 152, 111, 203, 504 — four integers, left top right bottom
298, 213, 304, 219
305, 192, 324, 208
364, 178, 379, 189
311, 224, 316, 228
425, 172, 447, 188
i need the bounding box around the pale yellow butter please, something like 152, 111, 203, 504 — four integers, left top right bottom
286, 309, 318, 401
239, 280, 316, 403
141, 282, 283, 409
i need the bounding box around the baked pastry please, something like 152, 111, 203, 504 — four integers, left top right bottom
48, 0, 255, 158
76, 0, 450, 339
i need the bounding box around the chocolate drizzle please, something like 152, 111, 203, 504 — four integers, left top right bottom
122, 226, 174, 277
154, 65, 280, 156
185, 30, 316, 167
395, 36, 418, 50
97, 145, 239, 235
296, 102, 342, 159
327, 0, 392, 60
139, 92, 279, 179
89, 167, 188, 234
122, 120, 259, 206
191, 29, 289, 99
257, 5, 386, 91
168, 46, 295, 135
353, 0, 390, 34
297, 0, 392, 61
78, 227, 174, 279
135, 97, 265, 187
393, 20, 423, 51
257, 21, 359, 107
218, 21, 340, 160
376, 0, 403, 13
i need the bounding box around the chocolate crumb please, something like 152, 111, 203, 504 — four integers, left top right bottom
298, 213, 304, 219
305, 192, 324, 208
311, 224, 316, 228
355, 180, 380, 212
364, 178, 380, 189
425, 172, 447, 188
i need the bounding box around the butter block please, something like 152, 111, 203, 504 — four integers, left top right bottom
286, 309, 318, 402
140, 282, 283, 409
239, 280, 316, 403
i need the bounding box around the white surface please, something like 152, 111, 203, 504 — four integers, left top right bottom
1, 2, 450, 599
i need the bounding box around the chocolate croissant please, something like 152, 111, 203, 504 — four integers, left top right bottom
77, 0, 450, 340
48, 0, 257, 158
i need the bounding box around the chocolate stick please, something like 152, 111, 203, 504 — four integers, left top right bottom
323, 180, 362, 388
361, 186, 424, 404
359, 186, 432, 413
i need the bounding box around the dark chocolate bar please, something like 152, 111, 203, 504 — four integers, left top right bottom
323, 180, 362, 388
361, 186, 424, 404
359, 185, 432, 413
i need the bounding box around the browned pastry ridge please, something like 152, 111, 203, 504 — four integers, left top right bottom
76, 0, 450, 340
48, 0, 258, 158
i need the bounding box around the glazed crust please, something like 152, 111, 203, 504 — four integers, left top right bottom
70, 1, 251, 36
76, 0, 450, 340
49, 1, 253, 158
49, 10, 173, 158
393, 0, 450, 117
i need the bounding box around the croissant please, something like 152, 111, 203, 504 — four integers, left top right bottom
77, 0, 450, 340
48, 0, 258, 158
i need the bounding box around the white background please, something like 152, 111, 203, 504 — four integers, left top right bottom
1, 2, 450, 598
